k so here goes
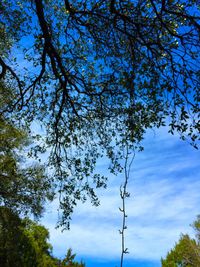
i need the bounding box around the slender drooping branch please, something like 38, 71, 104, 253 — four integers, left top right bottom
119, 144, 135, 267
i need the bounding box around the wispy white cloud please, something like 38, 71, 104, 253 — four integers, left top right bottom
41, 128, 200, 262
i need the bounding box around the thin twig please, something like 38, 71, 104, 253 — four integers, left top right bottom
119, 144, 135, 267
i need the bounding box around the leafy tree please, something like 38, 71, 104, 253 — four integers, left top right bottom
0, 0, 199, 227
0, 82, 54, 217
0, 207, 84, 267
0, 119, 53, 217
0, 207, 39, 267
161, 216, 200, 266
57, 248, 85, 267
22, 218, 58, 267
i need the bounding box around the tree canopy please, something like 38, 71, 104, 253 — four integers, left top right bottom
0, 82, 54, 218
0, 207, 85, 267
0, 0, 199, 227
161, 216, 200, 266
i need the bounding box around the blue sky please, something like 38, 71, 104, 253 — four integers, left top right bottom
40, 127, 200, 267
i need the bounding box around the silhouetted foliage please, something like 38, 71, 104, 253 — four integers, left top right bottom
0, 207, 85, 267
0, 0, 199, 227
